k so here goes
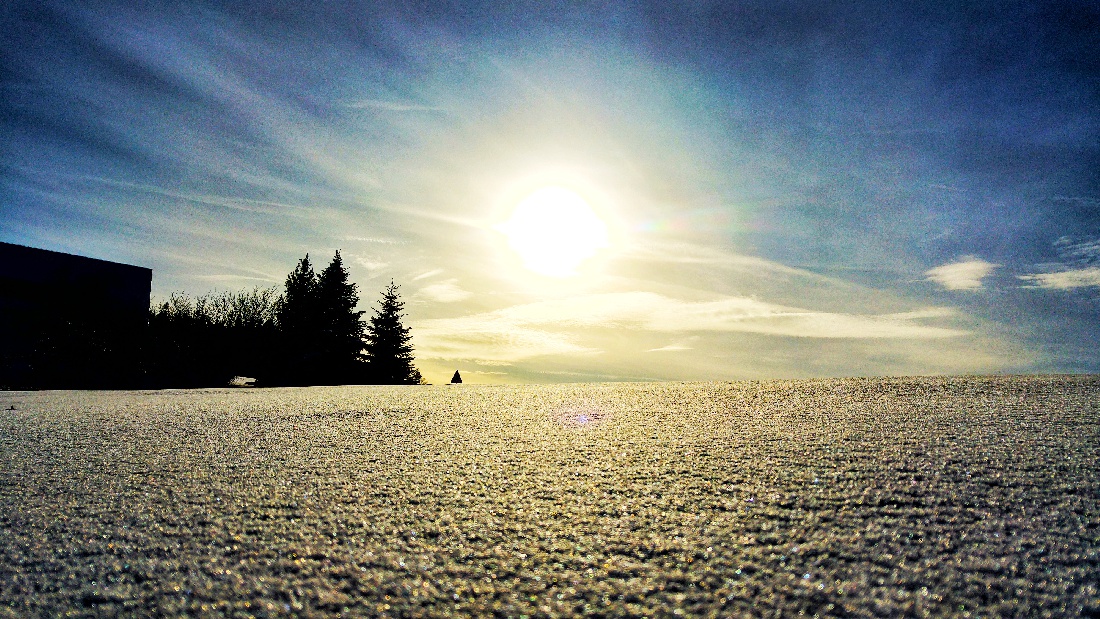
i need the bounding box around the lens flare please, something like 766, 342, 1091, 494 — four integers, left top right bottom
554, 404, 609, 429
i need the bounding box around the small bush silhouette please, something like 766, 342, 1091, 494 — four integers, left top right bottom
146, 287, 282, 387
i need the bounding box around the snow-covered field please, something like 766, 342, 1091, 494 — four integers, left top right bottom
1, 376, 1098, 617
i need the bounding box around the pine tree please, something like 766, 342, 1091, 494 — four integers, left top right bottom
364, 281, 421, 384
450, 370, 462, 384
316, 250, 367, 381
275, 255, 319, 384
280, 254, 318, 335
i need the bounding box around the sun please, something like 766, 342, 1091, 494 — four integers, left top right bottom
495, 186, 610, 278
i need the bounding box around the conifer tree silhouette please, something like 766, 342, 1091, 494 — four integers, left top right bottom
364, 281, 422, 384
451, 370, 462, 384
316, 250, 367, 382
277, 254, 320, 384
280, 254, 318, 335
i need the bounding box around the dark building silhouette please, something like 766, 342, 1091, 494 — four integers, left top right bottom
0, 242, 152, 389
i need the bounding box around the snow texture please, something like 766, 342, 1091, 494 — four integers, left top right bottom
1, 376, 1098, 617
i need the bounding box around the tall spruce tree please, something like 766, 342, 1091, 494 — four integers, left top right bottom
316, 250, 367, 382
280, 254, 318, 334
364, 281, 422, 384
276, 254, 320, 384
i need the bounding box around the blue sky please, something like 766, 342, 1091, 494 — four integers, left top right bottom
2, 1, 1098, 383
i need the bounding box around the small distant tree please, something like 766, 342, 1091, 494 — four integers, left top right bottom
364, 281, 421, 384
451, 370, 462, 384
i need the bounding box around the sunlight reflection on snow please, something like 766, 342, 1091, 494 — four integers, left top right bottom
554, 404, 609, 429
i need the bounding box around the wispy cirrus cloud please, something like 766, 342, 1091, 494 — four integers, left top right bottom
646, 344, 693, 352
1054, 236, 1100, 264
349, 254, 389, 276
416, 279, 473, 303
194, 274, 280, 284
1019, 267, 1100, 290
414, 321, 592, 362
925, 256, 998, 291
1017, 236, 1100, 290
414, 291, 965, 362
341, 99, 447, 112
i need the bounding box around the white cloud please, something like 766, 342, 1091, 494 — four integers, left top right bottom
647, 344, 693, 352
414, 292, 965, 362
416, 280, 473, 303
413, 269, 444, 281
925, 256, 998, 291
1018, 267, 1100, 290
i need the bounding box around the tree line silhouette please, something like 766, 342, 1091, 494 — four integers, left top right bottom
145, 251, 422, 387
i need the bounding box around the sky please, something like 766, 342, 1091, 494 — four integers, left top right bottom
2, 1, 1098, 384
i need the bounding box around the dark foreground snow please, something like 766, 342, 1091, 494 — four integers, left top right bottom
1, 376, 1098, 617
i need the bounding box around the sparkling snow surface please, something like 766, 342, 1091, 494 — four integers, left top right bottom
1, 376, 1098, 617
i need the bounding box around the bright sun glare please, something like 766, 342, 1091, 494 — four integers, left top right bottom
496, 186, 610, 278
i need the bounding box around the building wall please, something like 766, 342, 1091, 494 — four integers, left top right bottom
0, 242, 152, 389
